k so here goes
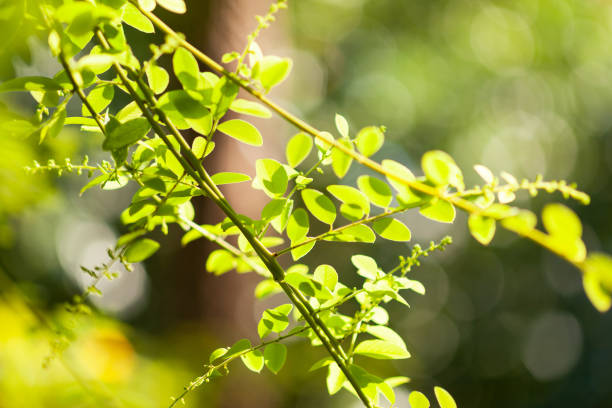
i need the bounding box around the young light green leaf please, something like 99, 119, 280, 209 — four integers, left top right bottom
434, 386, 457, 408
226, 338, 252, 359
357, 176, 392, 208
157, 90, 212, 134
102, 117, 151, 151
381, 159, 421, 206
173, 47, 200, 90
156, 0, 186, 14
356, 126, 384, 157
82, 83, 114, 115
372, 218, 411, 242
122, 2, 154, 33
211, 172, 251, 185
287, 208, 309, 243
409, 391, 430, 408
254, 159, 288, 197
582, 253, 612, 312
0, 76, 63, 93
314, 264, 338, 291
351, 255, 379, 280
542, 203, 582, 238
323, 224, 376, 243
500, 209, 536, 233
335, 113, 349, 138
253, 56, 292, 92
206, 249, 236, 275
419, 199, 456, 223
331, 139, 353, 178
327, 185, 370, 221
192, 136, 215, 158
286, 133, 313, 168
240, 350, 264, 373
258, 304, 293, 339
421, 150, 464, 190
264, 343, 287, 374
229, 98, 272, 118
301, 189, 336, 225
208, 347, 228, 364
309, 357, 334, 372
365, 325, 406, 350
291, 240, 315, 261
542, 204, 586, 263
146, 62, 169, 94
353, 339, 410, 360
468, 214, 496, 245
217, 119, 263, 146
124, 238, 160, 263
326, 363, 346, 395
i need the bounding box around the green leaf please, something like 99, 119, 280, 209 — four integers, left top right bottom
211, 172, 251, 185
0, 76, 63, 93
419, 199, 456, 223
211, 76, 239, 119
313, 264, 338, 291
82, 83, 114, 116
372, 218, 411, 241
324, 224, 376, 243
285, 272, 333, 300
421, 150, 464, 190
326, 363, 346, 395
287, 208, 309, 243
353, 339, 410, 360
156, 0, 186, 14
173, 47, 200, 90
335, 113, 349, 138
351, 255, 379, 280
434, 386, 457, 408
356, 126, 384, 157
331, 139, 354, 178
192, 136, 214, 158
226, 338, 252, 359
468, 214, 496, 245
542, 204, 586, 263
205, 249, 236, 275
581, 253, 612, 312
229, 98, 271, 118
327, 185, 370, 221
357, 176, 392, 208
122, 2, 154, 32
124, 238, 160, 262
409, 391, 430, 408
381, 159, 421, 206
500, 209, 537, 233
309, 357, 334, 372
542, 203, 582, 238
291, 240, 315, 261
146, 62, 169, 94
102, 117, 151, 150
264, 343, 287, 374
365, 325, 406, 350
217, 119, 262, 146
209, 347, 228, 364
254, 159, 288, 197
157, 90, 212, 134
258, 304, 293, 339
301, 189, 336, 225
286, 133, 313, 168
240, 350, 264, 373
254, 56, 292, 91
255, 279, 281, 299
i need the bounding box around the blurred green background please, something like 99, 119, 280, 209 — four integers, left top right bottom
1, 0, 612, 407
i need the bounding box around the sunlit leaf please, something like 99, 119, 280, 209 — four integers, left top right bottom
264, 343, 287, 374
287, 208, 309, 243
102, 117, 150, 150
229, 98, 272, 118
286, 133, 313, 168
434, 386, 457, 408
354, 339, 410, 360
468, 214, 496, 245
301, 189, 336, 225
156, 0, 186, 14
357, 176, 392, 208
211, 172, 251, 185
419, 199, 456, 223
356, 126, 384, 157
421, 150, 464, 190
253, 56, 292, 91
313, 264, 338, 291
240, 350, 264, 373
124, 238, 159, 262
217, 119, 263, 146
372, 218, 411, 241
254, 158, 288, 197
409, 391, 430, 408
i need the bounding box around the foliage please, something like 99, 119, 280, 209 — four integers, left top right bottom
1, 0, 611, 407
